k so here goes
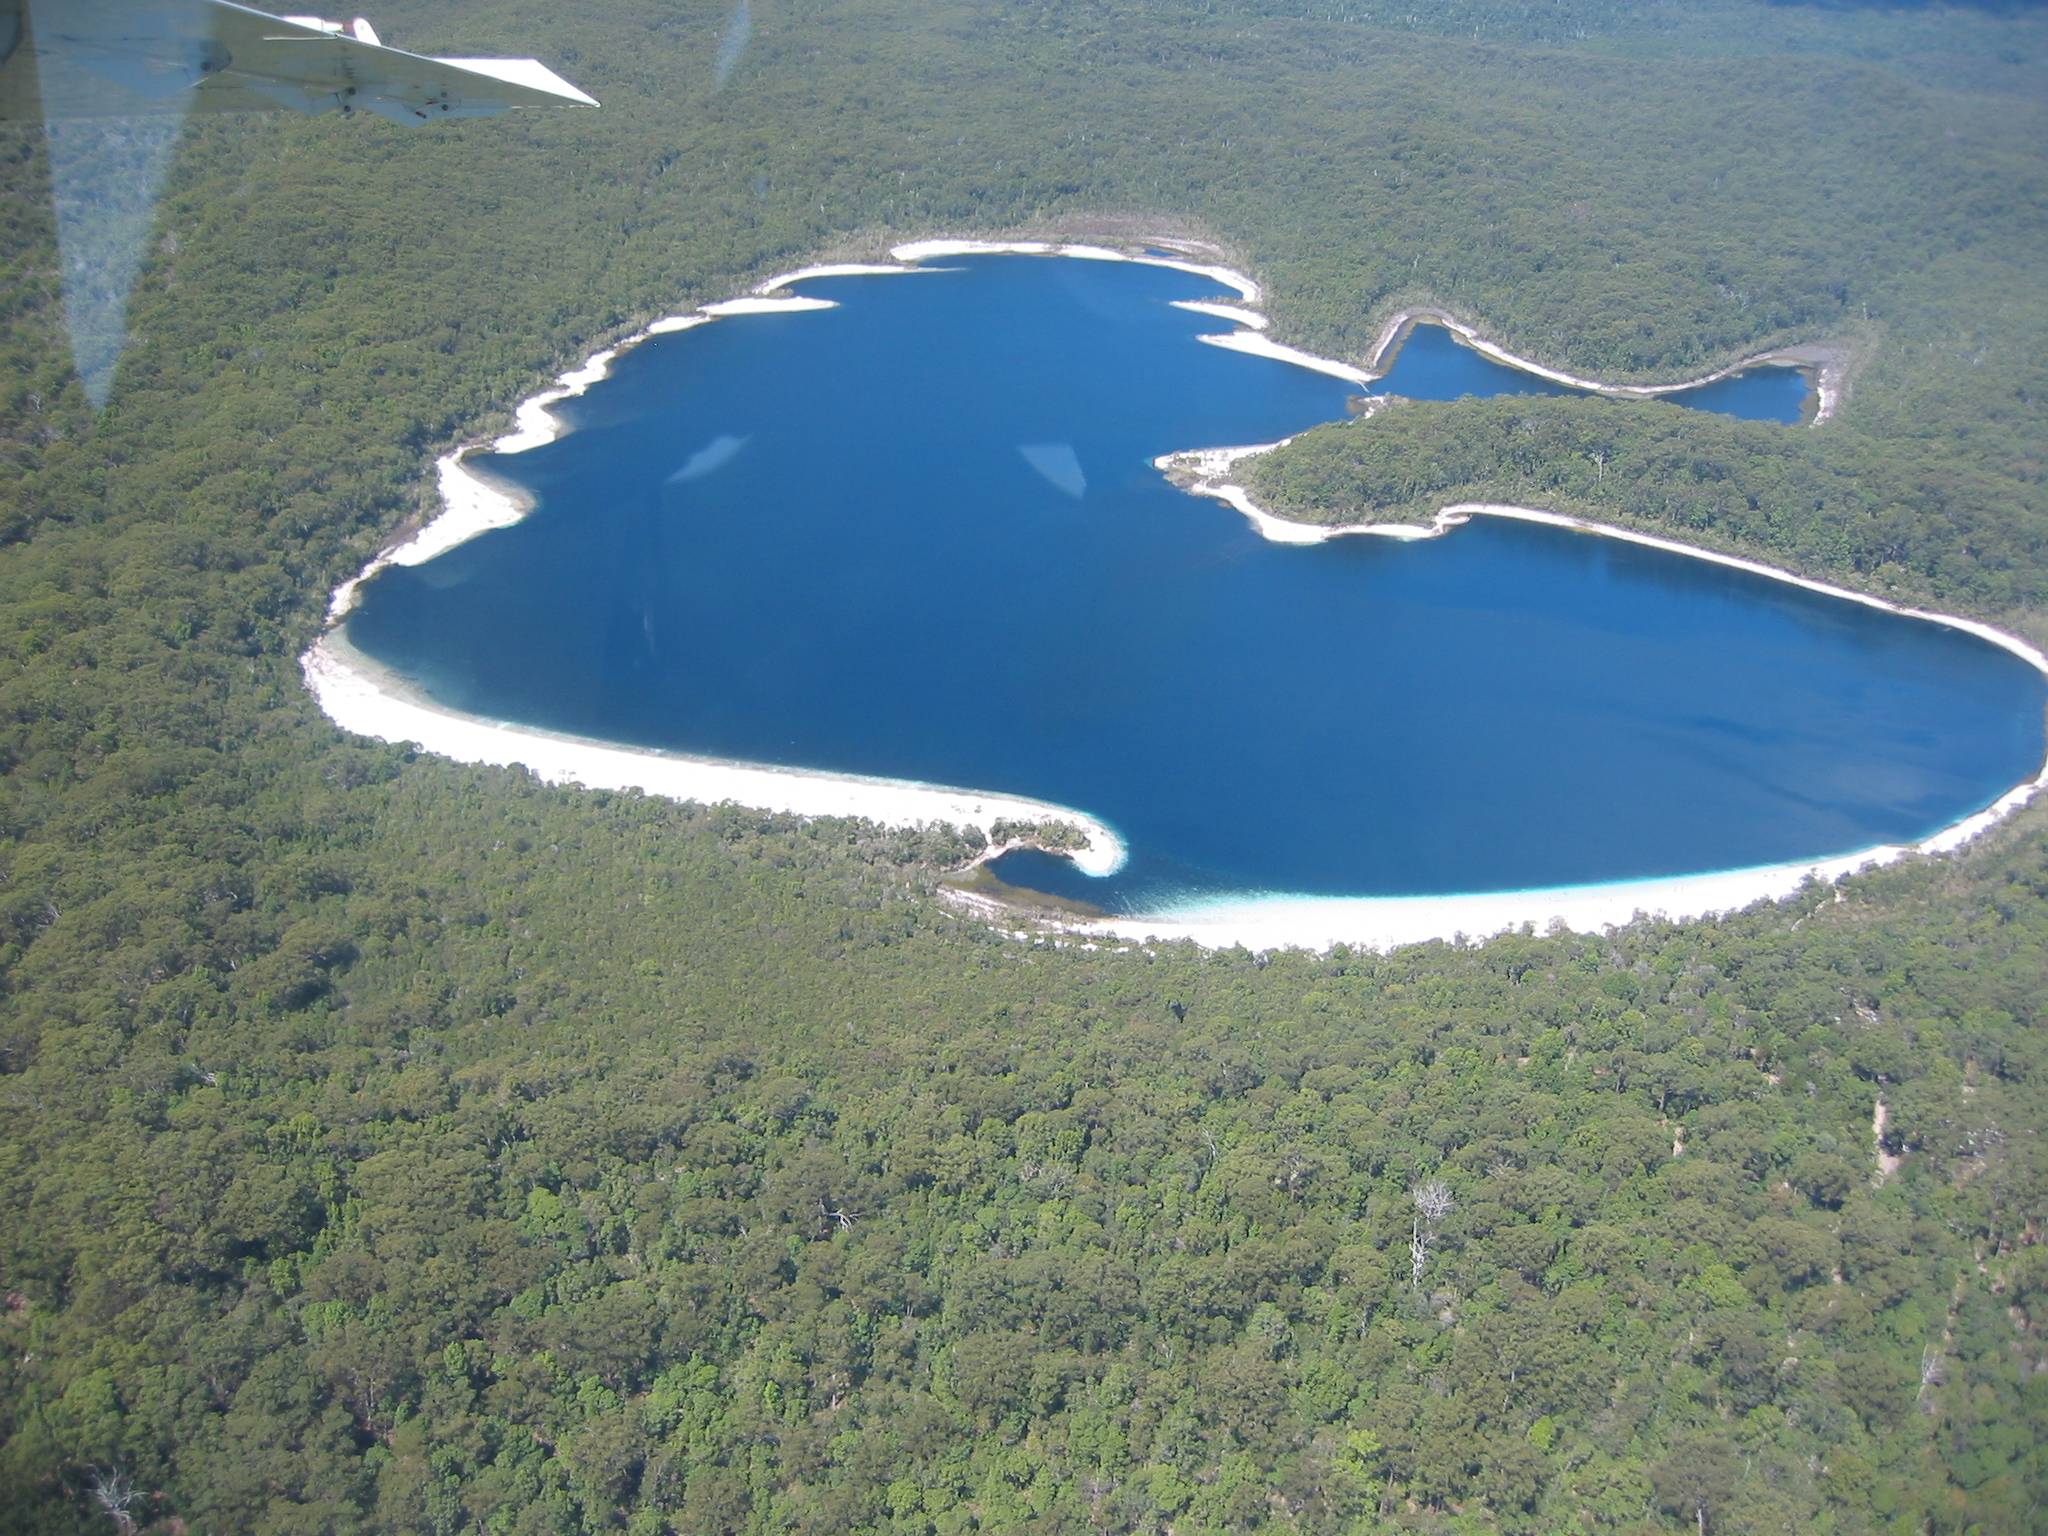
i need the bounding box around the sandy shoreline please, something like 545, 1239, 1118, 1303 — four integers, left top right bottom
888, 238, 1261, 303
1195, 330, 1376, 386
307, 235, 2034, 953
302, 630, 1126, 876
1170, 299, 1268, 331
1061, 857, 1910, 953
1145, 263, 2035, 950
1068, 492, 2048, 950
1065, 719, 2047, 950
324, 311, 716, 621
310, 238, 1298, 883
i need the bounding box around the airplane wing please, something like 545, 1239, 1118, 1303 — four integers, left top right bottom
0, 0, 597, 124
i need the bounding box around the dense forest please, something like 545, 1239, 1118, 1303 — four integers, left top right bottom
1244, 390, 2048, 622
2, 1, 2045, 1532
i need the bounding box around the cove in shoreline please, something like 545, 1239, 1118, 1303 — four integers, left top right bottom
1023, 508, 2048, 953
308, 239, 2038, 953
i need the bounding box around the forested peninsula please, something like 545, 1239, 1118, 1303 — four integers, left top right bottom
3, 2, 2046, 1533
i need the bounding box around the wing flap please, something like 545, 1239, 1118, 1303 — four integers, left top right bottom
2, 0, 596, 120
428, 58, 597, 108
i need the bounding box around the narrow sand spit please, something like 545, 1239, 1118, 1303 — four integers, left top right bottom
699, 295, 836, 316
302, 630, 1125, 876
309, 237, 2031, 953
754, 262, 920, 289
1169, 299, 1269, 331
1195, 329, 1375, 385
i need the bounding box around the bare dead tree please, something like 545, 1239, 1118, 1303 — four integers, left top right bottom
84, 1466, 137, 1536
1414, 1179, 1453, 1226
814, 1198, 858, 1233
1918, 1344, 1946, 1410
1409, 1178, 1454, 1289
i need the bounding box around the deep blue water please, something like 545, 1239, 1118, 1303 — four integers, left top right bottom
344, 256, 2045, 912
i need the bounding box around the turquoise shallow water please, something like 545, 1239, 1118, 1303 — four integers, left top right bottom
343, 255, 2045, 913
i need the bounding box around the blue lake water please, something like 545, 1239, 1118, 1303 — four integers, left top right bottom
1378, 321, 1812, 423
343, 255, 2045, 914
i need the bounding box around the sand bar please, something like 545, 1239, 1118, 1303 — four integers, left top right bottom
700, 295, 839, 316
756, 262, 920, 291
1197, 330, 1376, 386
1171, 299, 1269, 331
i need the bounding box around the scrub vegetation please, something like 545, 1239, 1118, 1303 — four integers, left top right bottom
1, 1, 2044, 1532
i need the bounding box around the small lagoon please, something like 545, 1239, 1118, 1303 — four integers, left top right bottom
1374, 320, 1812, 422
339, 254, 2046, 924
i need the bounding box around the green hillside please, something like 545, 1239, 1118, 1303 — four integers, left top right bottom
1, 3, 2044, 1531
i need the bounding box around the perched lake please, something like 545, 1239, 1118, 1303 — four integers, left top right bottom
342, 255, 2046, 917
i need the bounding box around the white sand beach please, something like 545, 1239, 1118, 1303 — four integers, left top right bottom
887, 238, 1262, 304
324, 308, 725, 620
700, 295, 839, 316
1195, 330, 1376, 386
302, 631, 1126, 876
1170, 299, 1269, 331
1153, 425, 1432, 549
1069, 854, 1893, 953
1088, 732, 2044, 951
755, 262, 920, 291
